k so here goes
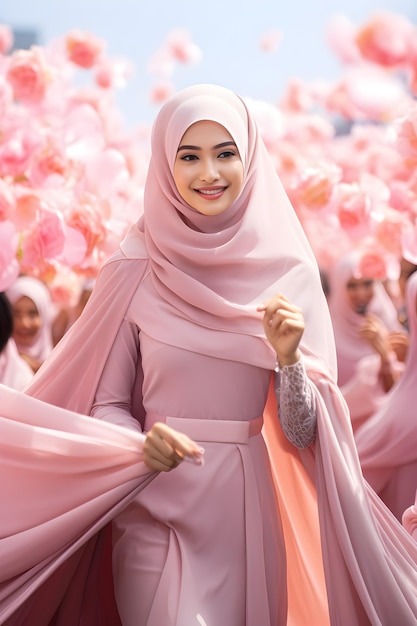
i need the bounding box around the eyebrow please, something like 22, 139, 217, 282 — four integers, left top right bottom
177, 141, 237, 153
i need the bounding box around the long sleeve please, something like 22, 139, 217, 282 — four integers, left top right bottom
275, 358, 317, 448
91, 318, 143, 432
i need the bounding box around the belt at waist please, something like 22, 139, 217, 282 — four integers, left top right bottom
145, 413, 263, 444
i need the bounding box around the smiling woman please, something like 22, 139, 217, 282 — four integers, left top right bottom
173, 121, 244, 217
1, 84, 417, 626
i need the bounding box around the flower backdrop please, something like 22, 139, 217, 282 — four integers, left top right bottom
0, 11, 416, 304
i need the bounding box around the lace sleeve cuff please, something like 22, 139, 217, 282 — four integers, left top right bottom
274, 358, 317, 448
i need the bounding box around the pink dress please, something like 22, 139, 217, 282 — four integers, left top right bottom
90, 276, 286, 625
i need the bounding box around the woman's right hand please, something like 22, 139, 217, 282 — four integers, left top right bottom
143, 422, 204, 472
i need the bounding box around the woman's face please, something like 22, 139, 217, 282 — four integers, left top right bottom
173, 120, 244, 216
12, 296, 42, 347
345, 277, 375, 314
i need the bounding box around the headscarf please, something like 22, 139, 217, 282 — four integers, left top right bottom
124, 83, 336, 377
6, 276, 53, 362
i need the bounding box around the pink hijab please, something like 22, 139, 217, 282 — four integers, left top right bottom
6, 276, 54, 362
123, 83, 337, 376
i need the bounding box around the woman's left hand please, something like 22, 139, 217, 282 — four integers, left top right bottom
257, 294, 304, 366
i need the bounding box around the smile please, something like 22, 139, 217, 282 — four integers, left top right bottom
195, 187, 226, 198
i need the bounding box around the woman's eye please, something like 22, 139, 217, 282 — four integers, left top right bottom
181, 154, 198, 162
218, 150, 235, 159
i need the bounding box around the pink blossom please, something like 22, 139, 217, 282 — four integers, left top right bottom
0, 220, 19, 291
259, 30, 282, 53
0, 127, 41, 177
0, 180, 15, 220
343, 64, 409, 122
293, 163, 341, 211
355, 11, 415, 68
279, 79, 313, 113
67, 197, 107, 257
325, 14, 361, 64
84, 149, 130, 198
14, 192, 42, 230
149, 81, 174, 104
28, 144, 68, 186
395, 109, 417, 166
358, 248, 389, 280
375, 209, 406, 255
0, 25, 13, 55
95, 56, 133, 90
21, 209, 65, 268
165, 30, 202, 65
6, 46, 53, 104
58, 224, 88, 266
65, 30, 105, 69
333, 182, 372, 233
401, 221, 417, 264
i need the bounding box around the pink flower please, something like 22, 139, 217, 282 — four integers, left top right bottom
0, 220, 19, 291
325, 14, 361, 64
343, 64, 409, 122
333, 182, 372, 232
0, 25, 13, 55
260, 30, 282, 53
21, 209, 65, 268
28, 143, 78, 188
149, 81, 174, 104
66, 30, 105, 69
6, 46, 53, 104
94, 57, 133, 89
293, 163, 341, 211
0, 180, 15, 221
395, 109, 417, 166
0, 127, 41, 177
375, 209, 406, 255
14, 192, 42, 230
358, 248, 388, 280
355, 11, 415, 68
165, 30, 201, 65
67, 197, 107, 257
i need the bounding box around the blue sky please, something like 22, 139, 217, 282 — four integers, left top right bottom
1, 0, 416, 127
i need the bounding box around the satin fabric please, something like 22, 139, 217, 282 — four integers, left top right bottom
355, 270, 417, 520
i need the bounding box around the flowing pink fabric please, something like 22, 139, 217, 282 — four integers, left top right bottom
403, 491, 417, 540
355, 270, 417, 520
0, 85, 417, 625
6, 276, 54, 362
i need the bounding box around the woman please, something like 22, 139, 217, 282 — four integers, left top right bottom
355, 269, 417, 521
6, 276, 54, 373
328, 251, 405, 431
1, 84, 417, 626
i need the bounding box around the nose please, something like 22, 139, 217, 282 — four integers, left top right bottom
199, 158, 219, 183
